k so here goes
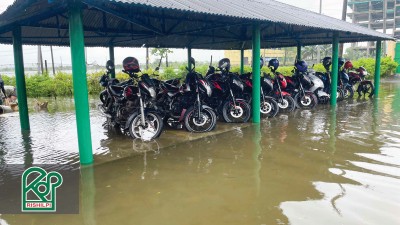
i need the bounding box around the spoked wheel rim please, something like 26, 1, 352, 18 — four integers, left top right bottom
260, 101, 272, 114
187, 110, 214, 132
131, 113, 161, 140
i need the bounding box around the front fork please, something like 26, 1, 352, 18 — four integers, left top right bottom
138, 91, 146, 126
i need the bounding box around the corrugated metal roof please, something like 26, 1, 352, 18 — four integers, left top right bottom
0, 0, 395, 49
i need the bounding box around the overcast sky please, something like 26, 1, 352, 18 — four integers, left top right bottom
0, 0, 345, 68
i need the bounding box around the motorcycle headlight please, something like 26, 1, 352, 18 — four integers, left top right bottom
149, 87, 156, 99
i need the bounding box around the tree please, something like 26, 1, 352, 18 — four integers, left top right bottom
151, 48, 173, 67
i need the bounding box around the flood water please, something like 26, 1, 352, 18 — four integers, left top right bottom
1, 82, 400, 225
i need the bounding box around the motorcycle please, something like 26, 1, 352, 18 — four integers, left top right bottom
304, 67, 330, 104
98, 57, 163, 140
155, 58, 217, 132
315, 57, 345, 102
283, 60, 318, 109
345, 61, 374, 98
205, 58, 251, 123
239, 72, 280, 118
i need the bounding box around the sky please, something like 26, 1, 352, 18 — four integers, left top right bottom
0, 0, 346, 69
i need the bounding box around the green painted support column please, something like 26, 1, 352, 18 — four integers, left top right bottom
330, 32, 340, 106
297, 43, 301, 60
12, 27, 30, 130
395, 41, 400, 74
252, 23, 261, 123
374, 40, 382, 97
187, 48, 192, 70
109, 45, 115, 78
69, 1, 93, 165
240, 49, 244, 74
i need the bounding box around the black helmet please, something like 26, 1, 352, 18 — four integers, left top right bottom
322, 57, 332, 70
268, 58, 279, 71
295, 60, 308, 73
123, 57, 140, 73
106, 60, 115, 71
338, 57, 345, 68
218, 58, 231, 71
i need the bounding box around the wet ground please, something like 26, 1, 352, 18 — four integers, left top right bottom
1, 81, 400, 224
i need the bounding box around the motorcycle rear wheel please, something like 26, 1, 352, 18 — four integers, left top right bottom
343, 86, 354, 99
357, 82, 374, 98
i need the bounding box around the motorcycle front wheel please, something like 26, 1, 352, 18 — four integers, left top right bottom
294, 92, 318, 109
129, 112, 164, 140
260, 97, 279, 118
222, 100, 251, 123
343, 86, 354, 99
184, 107, 217, 132
277, 95, 296, 113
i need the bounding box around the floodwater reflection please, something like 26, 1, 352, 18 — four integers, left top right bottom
0, 82, 400, 224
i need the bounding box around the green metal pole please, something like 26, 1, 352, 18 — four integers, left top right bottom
240, 49, 244, 74
252, 23, 261, 123
69, 1, 93, 165
187, 48, 192, 71
109, 45, 115, 78
395, 41, 400, 74
374, 40, 382, 97
330, 32, 340, 106
297, 42, 301, 60
12, 27, 30, 131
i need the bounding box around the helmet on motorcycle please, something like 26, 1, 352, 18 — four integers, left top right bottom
338, 57, 345, 68
322, 57, 332, 70
344, 61, 353, 70
268, 58, 279, 71
295, 60, 308, 73
106, 60, 115, 71
218, 58, 231, 71
123, 57, 140, 73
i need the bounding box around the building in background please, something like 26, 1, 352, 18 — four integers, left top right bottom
347, 0, 397, 58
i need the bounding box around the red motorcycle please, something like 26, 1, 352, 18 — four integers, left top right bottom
345, 61, 374, 98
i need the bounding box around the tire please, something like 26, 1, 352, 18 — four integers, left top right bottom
357, 82, 374, 98
129, 112, 164, 140
260, 97, 279, 118
184, 107, 217, 132
276, 95, 296, 113
343, 86, 354, 99
337, 89, 345, 102
222, 100, 251, 123
294, 92, 318, 109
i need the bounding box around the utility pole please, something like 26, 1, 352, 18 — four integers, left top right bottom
339, 0, 348, 57
50, 46, 55, 75
316, 0, 322, 63
38, 45, 44, 74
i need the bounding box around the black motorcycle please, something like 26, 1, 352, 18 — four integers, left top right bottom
154, 58, 217, 132
205, 58, 251, 123
98, 60, 163, 140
